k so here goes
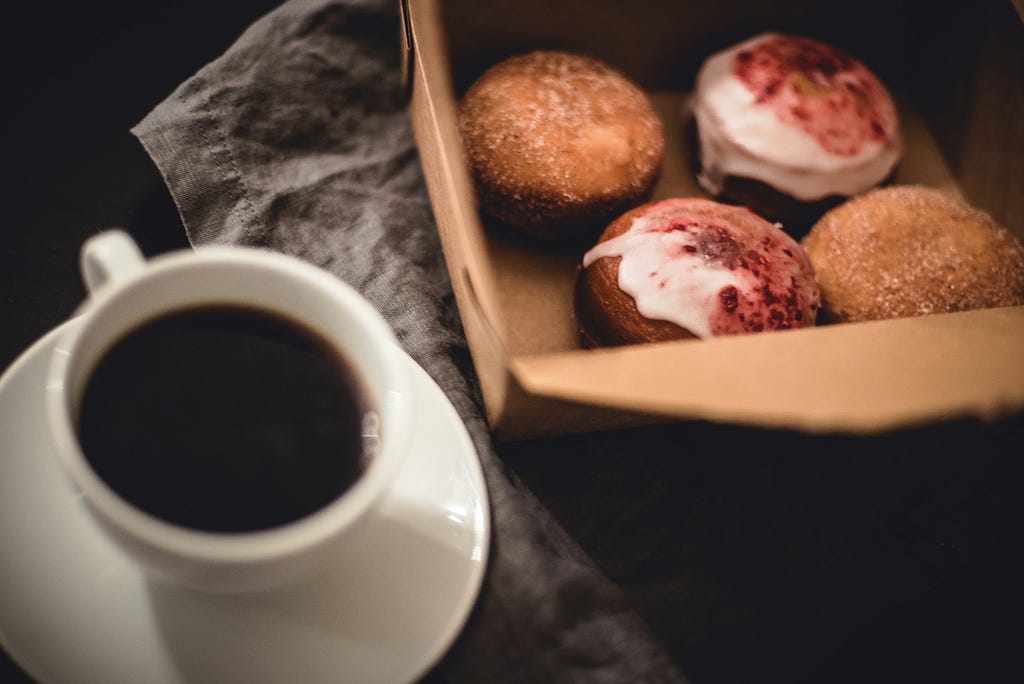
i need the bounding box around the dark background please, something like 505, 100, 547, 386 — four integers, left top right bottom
2, 2, 280, 370
3, 3, 1024, 684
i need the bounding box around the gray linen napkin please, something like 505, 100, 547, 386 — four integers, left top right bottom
131, 0, 686, 681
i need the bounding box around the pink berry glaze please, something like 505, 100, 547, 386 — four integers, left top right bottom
582, 199, 820, 339
731, 34, 898, 157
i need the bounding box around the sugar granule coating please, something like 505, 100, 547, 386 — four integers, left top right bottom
459, 50, 664, 240
801, 185, 1024, 322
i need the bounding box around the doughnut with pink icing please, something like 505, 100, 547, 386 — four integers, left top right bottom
691, 33, 902, 228
575, 198, 820, 347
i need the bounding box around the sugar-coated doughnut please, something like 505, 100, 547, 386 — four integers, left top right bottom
459, 50, 664, 241
801, 185, 1024, 322
575, 198, 819, 347
691, 32, 902, 229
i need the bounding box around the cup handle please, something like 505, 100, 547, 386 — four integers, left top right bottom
80, 230, 146, 295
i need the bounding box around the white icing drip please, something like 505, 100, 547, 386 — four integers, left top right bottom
692, 33, 902, 201
582, 215, 751, 339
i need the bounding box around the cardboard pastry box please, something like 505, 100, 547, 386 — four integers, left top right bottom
402, 0, 1024, 440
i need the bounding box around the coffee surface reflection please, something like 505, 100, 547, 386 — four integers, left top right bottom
78, 305, 372, 533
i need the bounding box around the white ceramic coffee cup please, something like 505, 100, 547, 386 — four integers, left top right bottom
46, 230, 413, 593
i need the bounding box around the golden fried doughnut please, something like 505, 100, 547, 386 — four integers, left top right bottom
459, 50, 664, 241
801, 185, 1024, 322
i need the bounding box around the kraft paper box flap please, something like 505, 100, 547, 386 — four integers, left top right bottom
510, 306, 1024, 434
405, 0, 1024, 439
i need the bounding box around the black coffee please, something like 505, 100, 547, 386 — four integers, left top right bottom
77, 305, 373, 533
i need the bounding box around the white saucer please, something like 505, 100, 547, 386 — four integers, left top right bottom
0, 320, 490, 684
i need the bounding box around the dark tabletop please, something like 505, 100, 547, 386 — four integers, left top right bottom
4, 3, 1024, 683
